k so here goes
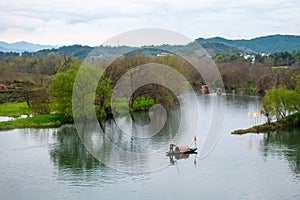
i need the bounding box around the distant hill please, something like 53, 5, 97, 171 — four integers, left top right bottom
36, 42, 241, 58
0, 41, 57, 52
196, 35, 300, 53
38, 45, 139, 58
38, 45, 93, 58
3, 34, 299, 56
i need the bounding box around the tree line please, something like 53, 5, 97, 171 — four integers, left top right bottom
213, 51, 300, 66
214, 52, 300, 94
0, 51, 204, 121
0, 50, 300, 122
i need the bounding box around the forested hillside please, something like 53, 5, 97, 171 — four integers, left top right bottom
196, 35, 300, 53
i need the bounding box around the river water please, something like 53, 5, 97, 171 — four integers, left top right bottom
0, 94, 299, 199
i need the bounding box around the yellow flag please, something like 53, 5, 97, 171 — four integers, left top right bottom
254, 112, 258, 117
248, 112, 251, 118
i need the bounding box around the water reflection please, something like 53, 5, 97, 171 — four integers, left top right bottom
49, 104, 195, 175
1, 95, 300, 199
50, 125, 102, 171
262, 128, 300, 174
50, 123, 199, 173
108, 109, 181, 153
49, 126, 143, 187
168, 152, 197, 166
246, 134, 265, 153
73, 105, 188, 173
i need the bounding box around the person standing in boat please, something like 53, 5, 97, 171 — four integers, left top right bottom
169, 144, 175, 153
175, 146, 180, 153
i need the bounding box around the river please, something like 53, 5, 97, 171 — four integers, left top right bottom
0, 94, 299, 199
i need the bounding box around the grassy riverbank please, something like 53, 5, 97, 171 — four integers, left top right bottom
0, 98, 156, 131
232, 112, 300, 134
0, 102, 32, 117
0, 113, 64, 130
0, 102, 66, 130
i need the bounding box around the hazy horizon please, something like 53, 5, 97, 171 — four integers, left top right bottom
1, 0, 299, 46
1, 33, 300, 47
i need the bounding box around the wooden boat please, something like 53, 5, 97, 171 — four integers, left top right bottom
166, 144, 197, 156
201, 85, 210, 94
216, 88, 222, 96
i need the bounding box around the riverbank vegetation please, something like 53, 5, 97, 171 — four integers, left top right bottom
0, 52, 190, 129
0, 102, 32, 117
0, 113, 63, 130
232, 74, 300, 134
214, 52, 300, 94
232, 112, 300, 134
1, 46, 300, 130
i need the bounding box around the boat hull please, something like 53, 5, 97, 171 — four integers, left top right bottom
166, 147, 197, 156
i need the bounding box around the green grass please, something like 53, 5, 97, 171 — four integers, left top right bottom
132, 96, 155, 111
232, 112, 300, 134
111, 96, 155, 115
0, 102, 32, 117
0, 113, 64, 130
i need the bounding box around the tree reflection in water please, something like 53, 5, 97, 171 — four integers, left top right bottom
50, 125, 102, 171
262, 128, 300, 174
49, 125, 150, 186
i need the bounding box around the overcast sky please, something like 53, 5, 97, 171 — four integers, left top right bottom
1, 0, 299, 46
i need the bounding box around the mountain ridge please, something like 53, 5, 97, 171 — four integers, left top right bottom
0, 41, 57, 53
196, 34, 300, 53
1, 34, 300, 54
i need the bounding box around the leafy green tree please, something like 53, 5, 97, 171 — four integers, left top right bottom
48, 63, 79, 121
96, 77, 112, 119
48, 62, 112, 121
263, 86, 285, 121
263, 81, 300, 122
72, 63, 111, 121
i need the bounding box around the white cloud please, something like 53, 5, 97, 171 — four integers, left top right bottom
0, 0, 299, 45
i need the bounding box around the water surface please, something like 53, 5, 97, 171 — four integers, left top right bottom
0, 94, 299, 199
